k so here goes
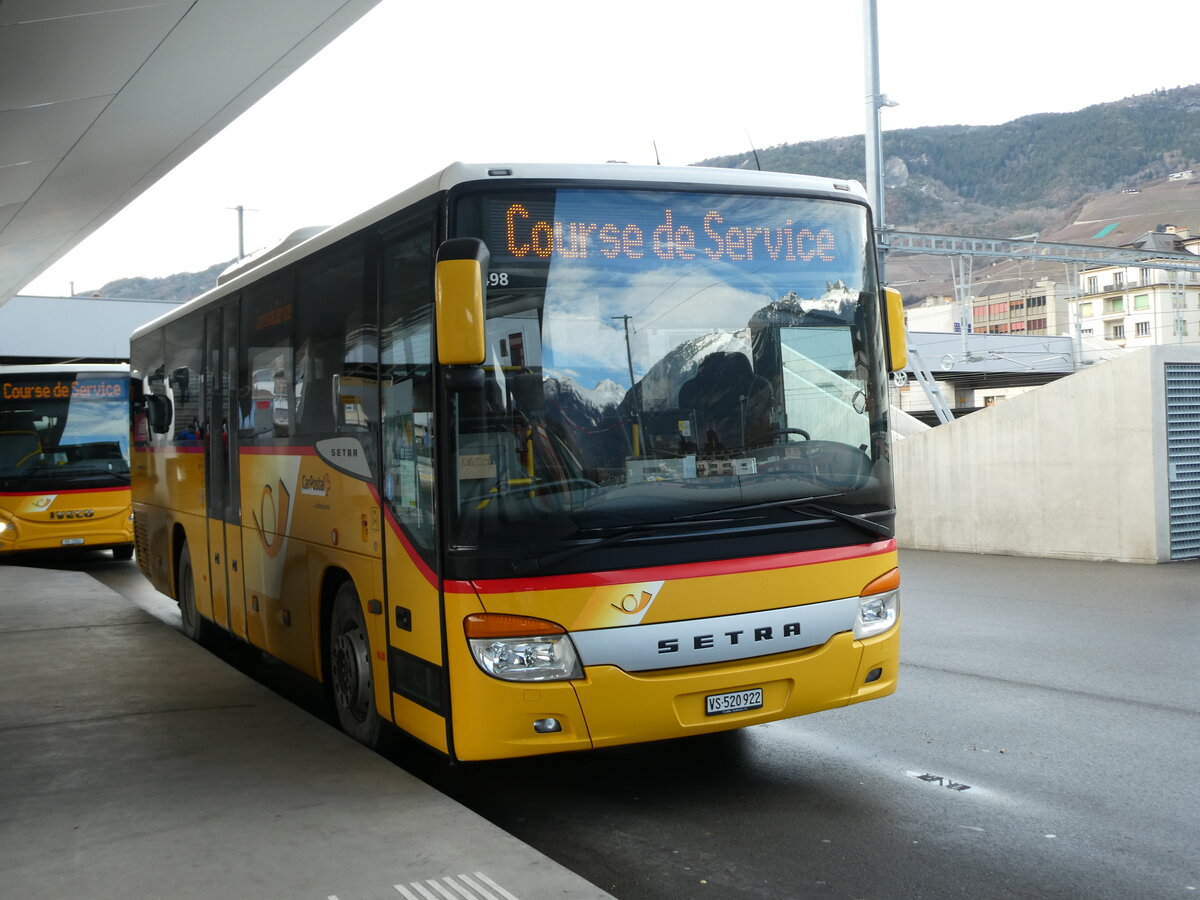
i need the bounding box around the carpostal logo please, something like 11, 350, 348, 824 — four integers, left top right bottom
579, 580, 664, 628
300, 473, 331, 497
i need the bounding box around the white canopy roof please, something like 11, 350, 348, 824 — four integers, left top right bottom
0, 0, 381, 305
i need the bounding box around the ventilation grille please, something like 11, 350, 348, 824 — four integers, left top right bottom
1165, 362, 1200, 559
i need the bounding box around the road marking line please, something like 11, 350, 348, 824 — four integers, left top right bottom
472, 873, 518, 900
457, 873, 501, 900
392, 872, 519, 900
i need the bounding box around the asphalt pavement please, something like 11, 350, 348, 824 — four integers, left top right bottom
4, 549, 1197, 900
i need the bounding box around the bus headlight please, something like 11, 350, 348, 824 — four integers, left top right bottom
853, 568, 900, 640
465, 613, 582, 682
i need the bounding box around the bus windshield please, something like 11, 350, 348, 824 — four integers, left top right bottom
0, 373, 130, 491
449, 186, 891, 563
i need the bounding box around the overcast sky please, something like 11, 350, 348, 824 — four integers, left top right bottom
25, 0, 1200, 295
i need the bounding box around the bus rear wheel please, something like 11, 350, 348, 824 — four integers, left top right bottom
329, 581, 385, 748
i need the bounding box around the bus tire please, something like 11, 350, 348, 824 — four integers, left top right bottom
112, 545, 134, 561
329, 580, 385, 749
177, 543, 209, 642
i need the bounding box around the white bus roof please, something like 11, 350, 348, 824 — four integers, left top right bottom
132, 162, 867, 341
0, 363, 129, 376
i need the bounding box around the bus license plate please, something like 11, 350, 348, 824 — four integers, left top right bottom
60, 538, 85, 546
705, 688, 763, 716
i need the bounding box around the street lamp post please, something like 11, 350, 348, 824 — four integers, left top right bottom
863, 0, 897, 278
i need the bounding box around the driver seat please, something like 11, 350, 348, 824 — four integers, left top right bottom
678, 352, 773, 452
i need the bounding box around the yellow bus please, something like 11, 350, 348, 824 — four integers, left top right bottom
130, 163, 906, 761
0, 363, 134, 560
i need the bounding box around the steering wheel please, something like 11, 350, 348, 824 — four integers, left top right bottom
772, 427, 811, 441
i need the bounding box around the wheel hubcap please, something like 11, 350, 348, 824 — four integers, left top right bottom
332, 626, 370, 721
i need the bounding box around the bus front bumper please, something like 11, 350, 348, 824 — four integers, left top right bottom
0, 512, 134, 554
448, 625, 898, 761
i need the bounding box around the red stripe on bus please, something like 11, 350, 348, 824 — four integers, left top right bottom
239, 445, 318, 456
140, 444, 318, 455
456, 540, 897, 594
369, 491, 893, 596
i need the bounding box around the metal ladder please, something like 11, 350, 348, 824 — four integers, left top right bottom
906, 346, 954, 424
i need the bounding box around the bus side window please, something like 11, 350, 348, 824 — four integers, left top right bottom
165, 316, 204, 443
295, 242, 372, 446
241, 272, 295, 443
132, 332, 170, 444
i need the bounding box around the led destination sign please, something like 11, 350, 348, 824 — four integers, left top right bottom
2, 378, 126, 402
503, 202, 839, 265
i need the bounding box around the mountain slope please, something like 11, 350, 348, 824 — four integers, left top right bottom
88, 260, 233, 303
698, 84, 1200, 234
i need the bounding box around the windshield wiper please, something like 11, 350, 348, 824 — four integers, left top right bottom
789, 501, 893, 539
673, 495, 893, 540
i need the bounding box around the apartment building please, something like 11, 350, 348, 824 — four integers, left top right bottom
972, 278, 1074, 336
905, 277, 1075, 338
1071, 227, 1200, 347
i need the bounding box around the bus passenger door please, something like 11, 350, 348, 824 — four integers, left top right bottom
203, 304, 248, 637
379, 217, 451, 753
203, 309, 229, 629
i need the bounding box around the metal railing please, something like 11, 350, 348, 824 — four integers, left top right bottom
881, 230, 1200, 273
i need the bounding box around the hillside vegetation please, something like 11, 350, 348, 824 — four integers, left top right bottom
90, 260, 232, 304
699, 84, 1200, 235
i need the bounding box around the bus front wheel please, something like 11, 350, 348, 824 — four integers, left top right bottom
329, 580, 385, 748
177, 543, 209, 642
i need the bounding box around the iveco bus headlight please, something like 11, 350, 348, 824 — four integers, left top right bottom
465, 613, 583, 682
853, 568, 900, 639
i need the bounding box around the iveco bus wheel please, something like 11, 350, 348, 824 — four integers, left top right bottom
177, 543, 207, 642
112, 545, 134, 561
329, 581, 384, 748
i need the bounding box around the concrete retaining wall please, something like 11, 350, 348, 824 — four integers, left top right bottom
894, 345, 1200, 563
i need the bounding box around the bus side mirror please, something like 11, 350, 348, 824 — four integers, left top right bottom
883, 287, 907, 373
146, 394, 172, 434
435, 238, 488, 367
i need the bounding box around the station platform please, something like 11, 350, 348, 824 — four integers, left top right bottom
0, 564, 612, 900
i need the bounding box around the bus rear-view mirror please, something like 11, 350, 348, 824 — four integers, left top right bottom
434, 238, 488, 367
883, 287, 907, 373
146, 394, 172, 434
